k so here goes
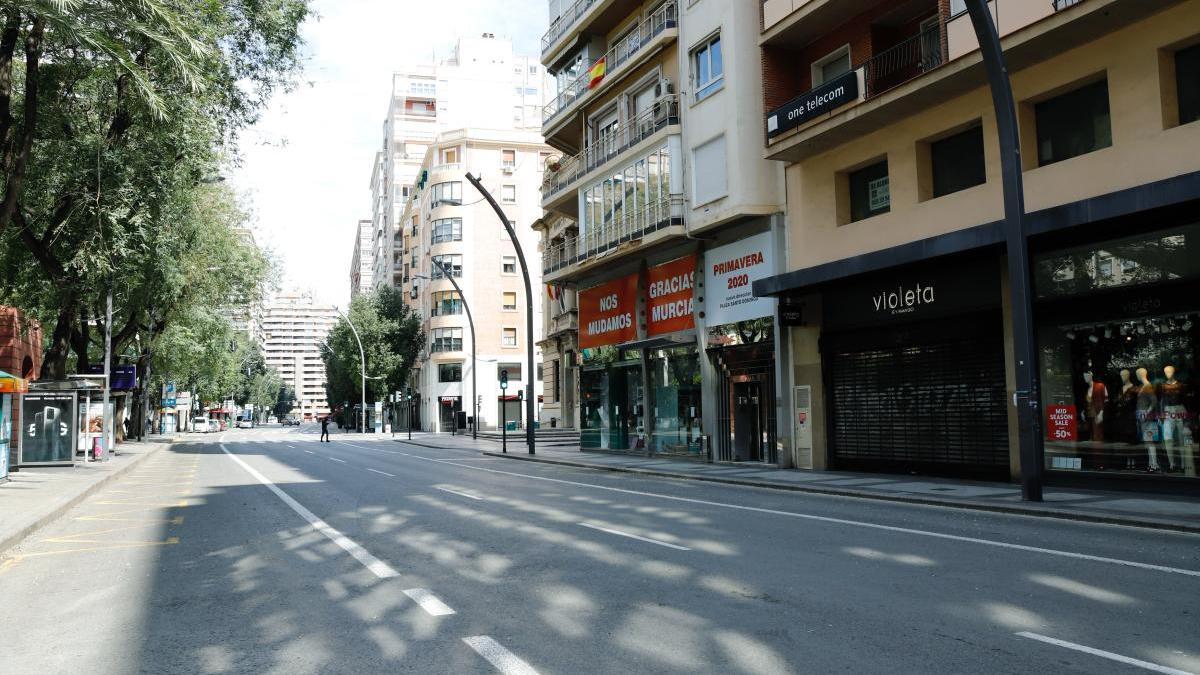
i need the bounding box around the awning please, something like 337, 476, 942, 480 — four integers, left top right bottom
0, 369, 27, 394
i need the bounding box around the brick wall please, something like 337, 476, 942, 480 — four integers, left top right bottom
1, 307, 42, 473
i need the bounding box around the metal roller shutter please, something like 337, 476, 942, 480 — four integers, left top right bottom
826, 313, 1009, 476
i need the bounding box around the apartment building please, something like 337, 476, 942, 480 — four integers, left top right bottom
399, 131, 547, 432
753, 0, 1200, 491
538, 0, 787, 460
350, 218, 373, 299
261, 292, 338, 419
371, 36, 548, 293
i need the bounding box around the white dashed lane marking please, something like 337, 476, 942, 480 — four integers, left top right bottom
462, 636, 540, 675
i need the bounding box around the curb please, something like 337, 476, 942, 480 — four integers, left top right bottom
0, 440, 172, 556
480, 451, 1200, 535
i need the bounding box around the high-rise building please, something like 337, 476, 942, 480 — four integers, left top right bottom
350, 218, 373, 298
261, 292, 338, 418
537, 0, 785, 457
370, 35, 548, 293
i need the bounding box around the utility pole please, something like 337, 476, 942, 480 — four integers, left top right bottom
102, 283, 112, 456
964, 0, 1043, 501
465, 173, 535, 455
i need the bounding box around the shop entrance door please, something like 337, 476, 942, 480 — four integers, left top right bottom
438, 397, 461, 432
732, 381, 762, 461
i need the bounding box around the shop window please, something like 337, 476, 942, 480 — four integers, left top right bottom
502, 292, 517, 311
1033, 223, 1200, 298
1177, 43, 1200, 125
1034, 79, 1112, 166
439, 363, 463, 382
847, 160, 890, 222
502, 327, 518, 347
930, 124, 985, 198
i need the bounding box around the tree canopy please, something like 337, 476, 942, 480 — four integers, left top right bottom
321, 287, 424, 415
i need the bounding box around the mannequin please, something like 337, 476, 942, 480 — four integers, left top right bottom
1159, 364, 1185, 473
1113, 369, 1139, 468
1084, 371, 1107, 469
1136, 367, 1160, 471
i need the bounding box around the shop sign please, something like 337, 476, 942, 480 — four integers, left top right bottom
1046, 404, 1077, 442
705, 232, 776, 326
766, 70, 859, 138
20, 391, 77, 465
823, 255, 1000, 329
579, 274, 639, 348
647, 255, 696, 336
85, 364, 137, 390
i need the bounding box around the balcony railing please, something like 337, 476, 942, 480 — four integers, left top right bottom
542, 95, 679, 201
542, 196, 685, 274
862, 25, 943, 98
543, 2, 677, 126
541, 0, 598, 55
429, 162, 462, 174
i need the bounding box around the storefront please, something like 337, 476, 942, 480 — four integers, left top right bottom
0, 370, 27, 481
818, 253, 1011, 479
1034, 220, 1200, 481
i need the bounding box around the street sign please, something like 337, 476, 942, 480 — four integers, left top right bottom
499, 369, 508, 390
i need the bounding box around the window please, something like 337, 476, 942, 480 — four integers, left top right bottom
1035, 79, 1112, 166
431, 290, 462, 316
440, 147, 459, 164
501, 185, 517, 203
692, 135, 727, 205
813, 45, 851, 86
502, 256, 517, 274
431, 328, 463, 352
950, 0, 967, 16
502, 292, 517, 310
498, 363, 522, 381
502, 327, 518, 347
502, 149, 516, 168
692, 33, 724, 101
431, 181, 462, 207
431, 254, 463, 278
848, 160, 890, 222
1177, 43, 1200, 125
930, 124, 986, 198
431, 218, 462, 243
1098, 256, 1114, 279
439, 363, 463, 382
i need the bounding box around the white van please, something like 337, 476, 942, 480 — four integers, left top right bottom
192, 417, 209, 433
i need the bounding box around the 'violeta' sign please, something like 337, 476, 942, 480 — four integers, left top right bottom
704, 232, 775, 326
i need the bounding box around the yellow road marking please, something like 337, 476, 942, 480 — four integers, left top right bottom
95, 499, 189, 507
39, 537, 180, 546
78, 505, 182, 518
74, 516, 184, 525
42, 522, 183, 541
3, 538, 180, 560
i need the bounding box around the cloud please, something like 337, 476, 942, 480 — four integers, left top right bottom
229, 0, 547, 306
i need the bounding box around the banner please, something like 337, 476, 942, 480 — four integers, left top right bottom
704, 232, 776, 326
579, 274, 638, 349
20, 391, 77, 464
647, 255, 696, 336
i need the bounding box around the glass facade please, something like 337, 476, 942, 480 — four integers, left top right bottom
580, 347, 645, 451
1036, 223, 1200, 478
580, 145, 671, 255
647, 346, 703, 456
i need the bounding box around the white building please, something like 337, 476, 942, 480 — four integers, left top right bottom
261, 292, 338, 418
350, 218, 373, 298
370, 34, 548, 293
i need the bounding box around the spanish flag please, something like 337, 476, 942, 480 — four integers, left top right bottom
587, 56, 607, 89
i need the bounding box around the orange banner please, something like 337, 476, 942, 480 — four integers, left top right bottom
579, 274, 638, 349
646, 255, 696, 336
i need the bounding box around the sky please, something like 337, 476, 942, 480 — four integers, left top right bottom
229, 0, 547, 308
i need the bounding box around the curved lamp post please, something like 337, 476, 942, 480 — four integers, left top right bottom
333, 305, 367, 434
417, 264, 478, 439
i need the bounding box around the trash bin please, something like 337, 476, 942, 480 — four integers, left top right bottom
550, 417, 557, 428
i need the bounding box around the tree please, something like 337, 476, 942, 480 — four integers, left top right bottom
321, 287, 424, 415
273, 382, 294, 421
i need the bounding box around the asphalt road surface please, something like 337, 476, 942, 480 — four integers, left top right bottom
2, 425, 1197, 674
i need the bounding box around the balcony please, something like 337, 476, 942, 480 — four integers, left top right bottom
542, 95, 679, 205
548, 308, 578, 337
542, 196, 685, 278
541, 0, 598, 57
542, 1, 677, 129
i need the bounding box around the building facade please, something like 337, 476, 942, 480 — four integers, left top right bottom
261, 292, 338, 419
538, 0, 788, 460
754, 0, 1200, 490
350, 218, 373, 298
399, 129, 547, 432
371, 36, 549, 294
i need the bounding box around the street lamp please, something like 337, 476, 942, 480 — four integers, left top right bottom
963, 0, 1043, 501
332, 305, 367, 435
416, 263, 477, 440
465, 173, 535, 455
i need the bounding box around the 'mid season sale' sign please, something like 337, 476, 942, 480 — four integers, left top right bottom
647, 255, 697, 336
578, 273, 639, 349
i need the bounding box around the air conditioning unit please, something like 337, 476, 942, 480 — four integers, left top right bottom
654, 79, 674, 98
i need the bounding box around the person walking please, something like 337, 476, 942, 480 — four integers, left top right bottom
319, 415, 331, 443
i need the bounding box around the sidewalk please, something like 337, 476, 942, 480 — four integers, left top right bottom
396, 432, 1200, 533
0, 438, 173, 554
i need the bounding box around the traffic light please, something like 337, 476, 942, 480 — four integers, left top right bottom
499, 369, 508, 390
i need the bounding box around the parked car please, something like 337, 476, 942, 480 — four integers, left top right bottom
208, 419, 221, 432
236, 419, 253, 429
192, 417, 209, 433
283, 417, 301, 426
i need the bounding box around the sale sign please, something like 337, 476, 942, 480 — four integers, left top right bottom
579, 274, 638, 349
1046, 404, 1077, 442
647, 255, 696, 336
